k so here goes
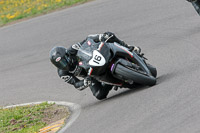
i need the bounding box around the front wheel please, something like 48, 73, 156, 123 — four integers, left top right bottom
114, 64, 156, 86
147, 64, 157, 78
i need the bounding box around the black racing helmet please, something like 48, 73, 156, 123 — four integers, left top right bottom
50, 46, 71, 71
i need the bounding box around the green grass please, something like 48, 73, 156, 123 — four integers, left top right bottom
0, 102, 64, 133
0, 0, 89, 26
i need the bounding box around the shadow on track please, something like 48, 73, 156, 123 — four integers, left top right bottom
108, 86, 148, 100
83, 73, 176, 109
156, 73, 177, 84
82, 85, 149, 109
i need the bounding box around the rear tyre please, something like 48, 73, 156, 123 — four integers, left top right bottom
114, 64, 156, 86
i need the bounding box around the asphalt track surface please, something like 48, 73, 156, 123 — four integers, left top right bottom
0, 0, 200, 133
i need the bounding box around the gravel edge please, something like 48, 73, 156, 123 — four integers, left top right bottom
3, 101, 81, 133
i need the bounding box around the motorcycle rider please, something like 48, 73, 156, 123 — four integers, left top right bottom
50, 32, 141, 100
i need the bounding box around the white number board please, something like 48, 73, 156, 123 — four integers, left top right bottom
89, 50, 106, 66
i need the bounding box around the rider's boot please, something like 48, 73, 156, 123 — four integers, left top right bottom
90, 80, 112, 100
119, 40, 142, 55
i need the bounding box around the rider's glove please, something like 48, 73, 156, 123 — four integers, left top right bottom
133, 46, 141, 54
76, 77, 91, 91
127, 45, 141, 54
77, 85, 87, 91
84, 77, 92, 86
101, 31, 116, 41
104, 31, 115, 38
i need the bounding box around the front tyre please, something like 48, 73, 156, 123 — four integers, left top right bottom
114, 64, 156, 86
147, 64, 157, 78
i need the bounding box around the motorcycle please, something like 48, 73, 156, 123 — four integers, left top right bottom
76, 38, 157, 90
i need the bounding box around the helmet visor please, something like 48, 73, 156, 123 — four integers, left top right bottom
57, 55, 70, 70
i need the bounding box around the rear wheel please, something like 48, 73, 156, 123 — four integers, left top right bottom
114, 64, 156, 86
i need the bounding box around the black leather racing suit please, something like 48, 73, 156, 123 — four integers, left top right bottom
58, 32, 135, 100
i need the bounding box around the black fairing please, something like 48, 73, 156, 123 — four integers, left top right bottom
76, 38, 155, 86
77, 39, 111, 75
